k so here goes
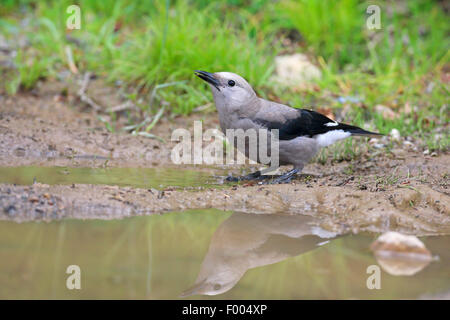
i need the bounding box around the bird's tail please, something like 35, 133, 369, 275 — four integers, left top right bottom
338, 123, 383, 137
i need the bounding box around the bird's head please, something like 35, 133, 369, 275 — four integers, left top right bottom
180, 268, 242, 297
195, 70, 257, 108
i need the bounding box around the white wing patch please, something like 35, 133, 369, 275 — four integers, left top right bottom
324, 121, 338, 127
315, 129, 351, 147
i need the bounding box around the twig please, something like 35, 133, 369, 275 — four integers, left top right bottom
65, 45, 78, 74
145, 106, 165, 132
122, 117, 152, 132
135, 131, 165, 143
77, 72, 101, 111
148, 80, 187, 108
193, 102, 213, 112
106, 100, 136, 113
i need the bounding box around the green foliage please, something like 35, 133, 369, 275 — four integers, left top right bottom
277, 0, 366, 68
0, 0, 448, 151
276, 0, 449, 72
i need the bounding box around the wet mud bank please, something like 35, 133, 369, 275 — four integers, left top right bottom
1, 181, 449, 236
0, 92, 219, 168
0, 91, 449, 236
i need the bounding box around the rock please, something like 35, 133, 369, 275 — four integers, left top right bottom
29, 196, 39, 203
433, 133, 443, 142
370, 231, 433, 276
375, 104, 398, 120
368, 138, 385, 149
272, 53, 321, 86
390, 128, 401, 141
403, 140, 417, 151
4, 205, 16, 216
373, 143, 385, 149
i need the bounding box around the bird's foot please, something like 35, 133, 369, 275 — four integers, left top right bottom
225, 175, 239, 182
264, 169, 300, 184
226, 170, 263, 182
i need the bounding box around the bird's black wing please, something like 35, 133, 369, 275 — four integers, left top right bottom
254, 109, 376, 140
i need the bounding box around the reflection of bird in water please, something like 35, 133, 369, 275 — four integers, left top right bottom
181, 212, 340, 297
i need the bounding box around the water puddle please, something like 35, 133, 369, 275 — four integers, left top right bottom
0, 209, 448, 299
0, 166, 224, 190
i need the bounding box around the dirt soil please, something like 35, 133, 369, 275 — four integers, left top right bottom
0, 80, 220, 168
0, 85, 449, 236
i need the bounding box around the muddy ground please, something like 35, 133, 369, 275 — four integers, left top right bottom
0, 83, 449, 236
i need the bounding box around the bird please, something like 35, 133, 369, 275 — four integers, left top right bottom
180, 212, 340, 297
195, 70, 382, 183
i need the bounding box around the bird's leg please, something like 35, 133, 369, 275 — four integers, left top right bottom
226, 167, 274, 182
241, 170, 262, 180
226, 170, 261, 182
268, 168, 299, 184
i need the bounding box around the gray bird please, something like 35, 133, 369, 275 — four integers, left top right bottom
195, 70, 382, 183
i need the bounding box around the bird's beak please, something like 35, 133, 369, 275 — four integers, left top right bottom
179, 279, 207, 298
194, 70, 221, 91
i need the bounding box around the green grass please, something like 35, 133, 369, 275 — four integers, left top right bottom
0, 0, 448, 152
272, 0, 449, 151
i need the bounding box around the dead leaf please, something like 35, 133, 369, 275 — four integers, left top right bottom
317, 107, 335, 120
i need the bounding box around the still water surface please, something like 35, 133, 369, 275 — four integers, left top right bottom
0, 166, 222, 189
0, 209, 448, 299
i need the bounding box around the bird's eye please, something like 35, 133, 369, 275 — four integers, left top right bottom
227, 80, 235, 87
213, 284, 222, 291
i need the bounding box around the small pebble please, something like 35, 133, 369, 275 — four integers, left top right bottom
4, 205, 16, 216
390, 128, 401, 141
